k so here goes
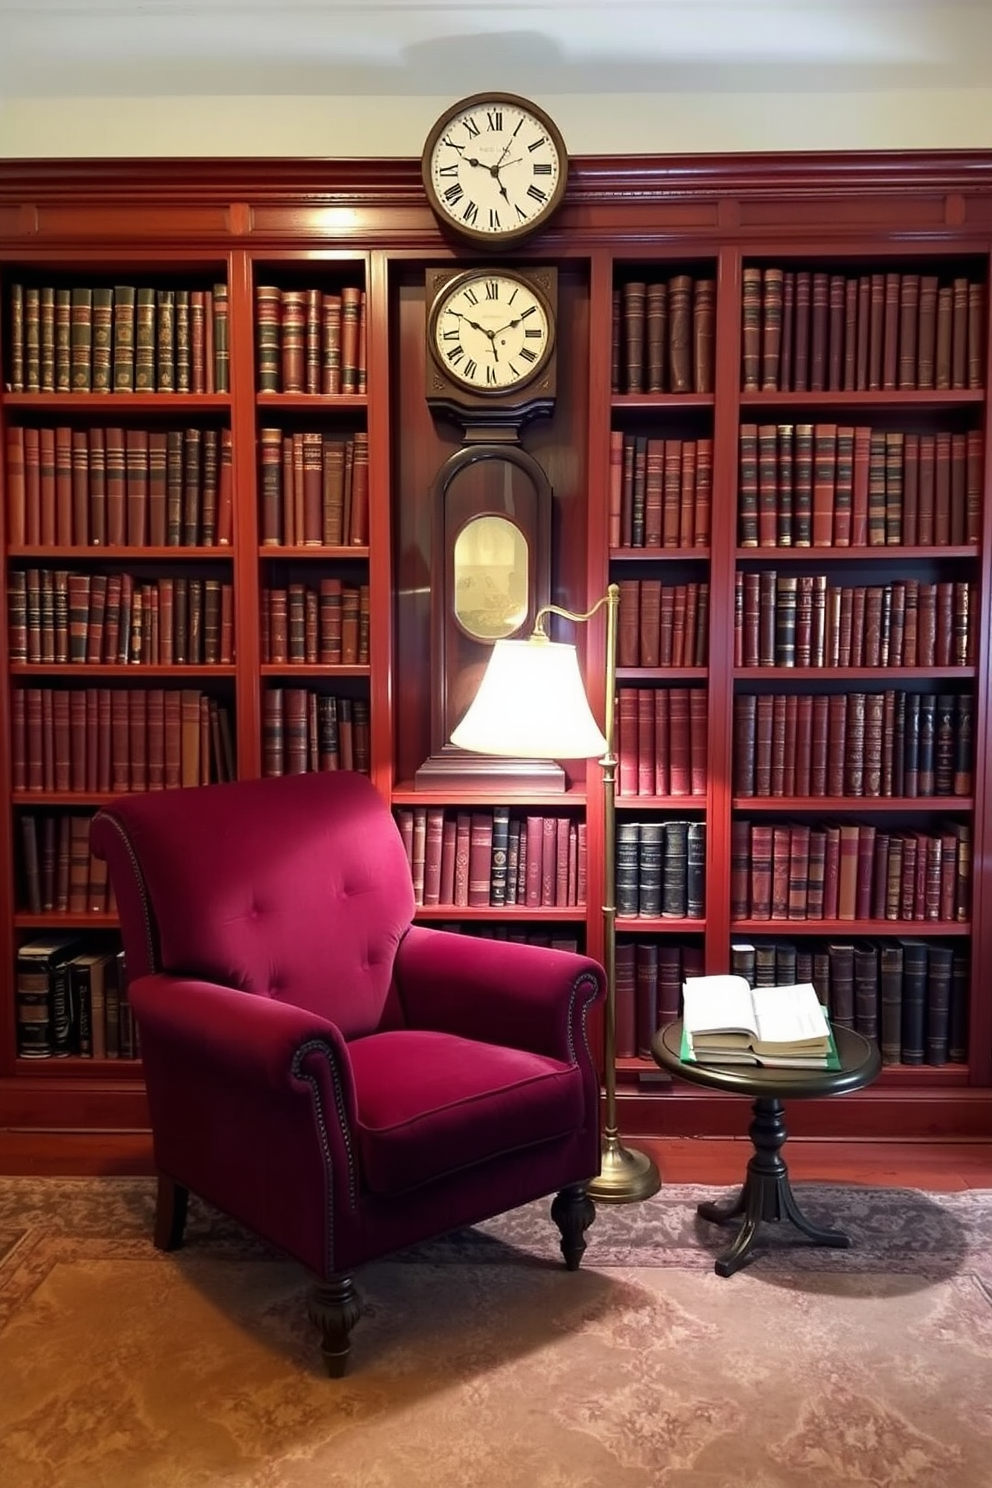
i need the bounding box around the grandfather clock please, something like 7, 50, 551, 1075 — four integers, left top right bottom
415, 264, 565, 790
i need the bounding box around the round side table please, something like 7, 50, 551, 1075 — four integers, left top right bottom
651, 1021, 882, 1276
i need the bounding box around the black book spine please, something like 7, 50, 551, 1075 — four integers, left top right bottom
898, 938, 928, 1064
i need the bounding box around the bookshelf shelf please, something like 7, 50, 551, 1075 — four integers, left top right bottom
1, 153, 990, 1138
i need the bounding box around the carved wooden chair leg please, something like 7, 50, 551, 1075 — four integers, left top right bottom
153, 1174, 189, 1251
551, 1184, 596, 1270
308, 1275, 362, 1377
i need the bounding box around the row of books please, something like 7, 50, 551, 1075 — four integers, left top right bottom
730, 938, 968, 1067
259, 429, 369, 548
5, 424, 234, 549
17, 811, 114, 916
255, 284, 366, 395
10, 570, 234, 667
6, 281, 230, 395
433, 925, 582, 952
615, 939, 703, 1059
260, 582, 369, 667
731, 818, 971, 924
611, 274, 715, 394
616, 819, 706, 920
736, 573, 974, 669
394, 806, 588, 911
11, 686, 235, 794
15, 934, 136, 1061
616, 687, 708, 798
740, 266, 985, 394
616, 580, 709, 669
608, 434, 713, 549
261, 688, 369, 777
733, 690, 973, 800
739, 424, 982, 549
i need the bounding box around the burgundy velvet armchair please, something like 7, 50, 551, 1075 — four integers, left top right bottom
90, 771, 606, 1375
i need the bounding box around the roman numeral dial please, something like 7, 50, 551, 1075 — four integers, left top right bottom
423, 92, 568, 246
429, 271, 554, 393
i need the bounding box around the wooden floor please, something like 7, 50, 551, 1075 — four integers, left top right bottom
2, 1130, 991, 1189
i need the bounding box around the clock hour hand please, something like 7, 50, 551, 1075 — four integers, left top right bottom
450, 310, 497, 346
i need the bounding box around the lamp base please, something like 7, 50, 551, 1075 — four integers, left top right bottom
587, 1134, 661, 1205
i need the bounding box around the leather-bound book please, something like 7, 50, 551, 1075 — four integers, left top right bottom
948, 948, 970, 1062
610, 287, 621, 393
693, 278, 715, 393
255, 285, 281, 392
793, 271, 811, 390
769, 693, 787, 795
881, 271, 900, 388
825, 941, 855, 1027
827, 273, 846, 390
806, 827, 826, 918
656, 944, 683, 1027
779, 269, 796, 390
653, 688, 671, 797
809, 271, 829, 391
668, 689, 691, 796
320, 291, 342, 395
866, 272, 885, 390
636, 689, 655, 798
811, 423, 837, 546
877, 942, 904, 1063
645, 280, 668, 392
951, 277, 969, 389
135, 286, 157, 392
842, 275, 858, 390
686, 821, 706, 919
615, 821, 640, 918
642, 438, 664, 547
925, 943, 953, 1065
111, 285, 136, 391
832, 425, 854, 545
155, 288, 175, 392
749, 821, 773, 920
967, 281, 985, 389
668, 275, 693, 393
678, 440, 697, 548
741, 265, 762, 391
661, 819, 688, 918
898, 937, 928, 1063
897, 272, 920, 388
634, 941, 659, 1052
340, 285, 363, 395
614, 942, 637, 1058
788, 822, 810, 920
769, 824, 790, 920
689, 688, 708, 796
738, 423, 759, 546
852, 940, 879, 1041
757, 424, 778, 547
694, 437, 713, 548
775, 423, 794, 547
733, 693, 756, 797
916, 274, 938, 389
730, 819, 752, 920
934, 282, 953, 389
279, 289, 307, 394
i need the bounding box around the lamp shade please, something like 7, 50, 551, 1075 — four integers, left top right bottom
450, 637, 608, 761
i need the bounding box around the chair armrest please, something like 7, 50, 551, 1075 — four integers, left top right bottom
129, 973, 355, 1103
393, 924, 605, 1062
130, 974, 363, 1274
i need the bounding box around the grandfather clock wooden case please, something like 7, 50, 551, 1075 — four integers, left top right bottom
1, 154, 991, 1144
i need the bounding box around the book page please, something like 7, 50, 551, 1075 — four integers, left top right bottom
750, 983, 830, 1048
682, 974, 758, 1038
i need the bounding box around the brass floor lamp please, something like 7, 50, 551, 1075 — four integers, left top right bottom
451, 583, 661, 1203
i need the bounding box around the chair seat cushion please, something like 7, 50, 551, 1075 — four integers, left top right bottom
347, 1029, 585, 1194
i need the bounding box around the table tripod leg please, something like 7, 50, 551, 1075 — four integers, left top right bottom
778, 1181, 851, 1249
698, 1095, 851, 1274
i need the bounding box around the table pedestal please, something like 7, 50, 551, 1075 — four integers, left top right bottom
698, 1096, 851, 1277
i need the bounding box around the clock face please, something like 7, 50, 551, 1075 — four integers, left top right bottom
423, 93, 567, 245
429, 272, 554, 393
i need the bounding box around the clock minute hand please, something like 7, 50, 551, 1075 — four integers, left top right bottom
451, 310, 497, 345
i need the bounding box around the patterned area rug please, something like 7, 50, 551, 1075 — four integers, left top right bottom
2, 1177, 991, 1488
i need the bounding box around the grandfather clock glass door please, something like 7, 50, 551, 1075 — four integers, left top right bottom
415, 443, 564, 790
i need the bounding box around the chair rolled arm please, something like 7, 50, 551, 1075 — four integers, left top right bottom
393, 925, 605, 1061
129, 974, 355, 1099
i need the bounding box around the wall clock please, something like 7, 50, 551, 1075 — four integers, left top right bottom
422, 92, 568, 248
425, 264, 557, 437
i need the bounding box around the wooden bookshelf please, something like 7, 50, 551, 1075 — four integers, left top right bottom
1, 155, 992, 1139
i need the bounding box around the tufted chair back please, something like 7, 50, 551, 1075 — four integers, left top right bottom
91, 770, 417, 1039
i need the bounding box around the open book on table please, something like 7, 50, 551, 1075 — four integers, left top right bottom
680, 974, 841, 1069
